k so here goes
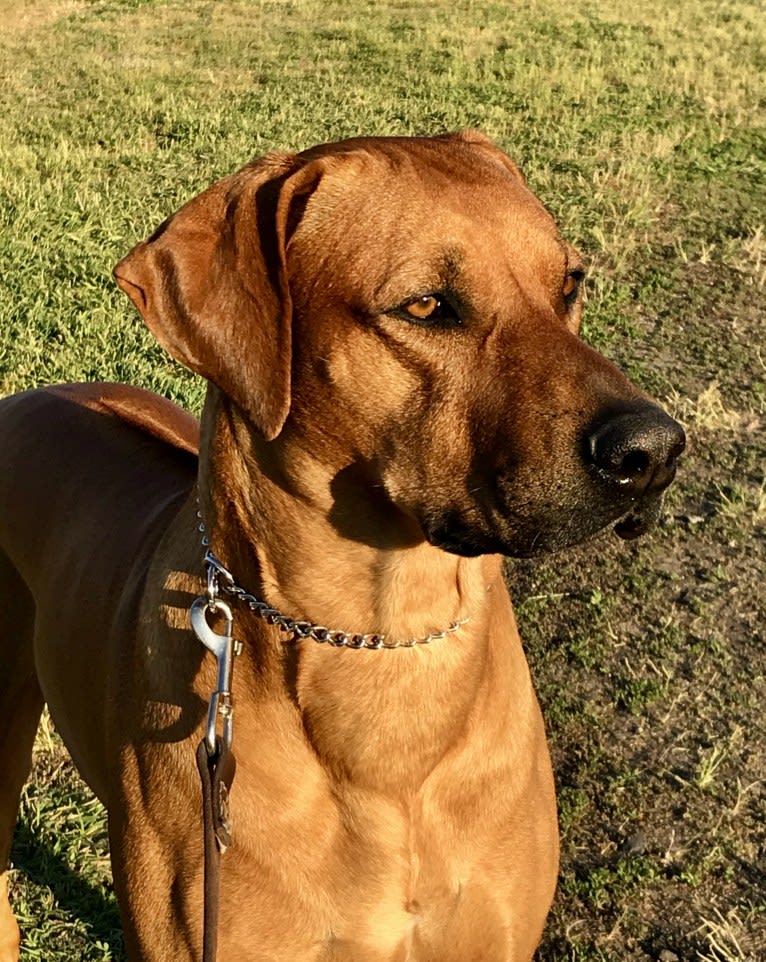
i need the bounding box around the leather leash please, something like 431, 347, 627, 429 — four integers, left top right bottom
196, 737, 236, 962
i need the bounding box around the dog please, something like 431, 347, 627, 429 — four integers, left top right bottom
0, 131, 684, 962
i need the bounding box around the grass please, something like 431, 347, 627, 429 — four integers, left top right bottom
698, 910, 753, 962
1, 0, 765, 959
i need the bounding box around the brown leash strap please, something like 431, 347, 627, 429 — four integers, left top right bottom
196, 737, 236, 962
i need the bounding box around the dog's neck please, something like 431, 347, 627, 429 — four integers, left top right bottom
195, 389, 518, 795
198, 390, 500, 644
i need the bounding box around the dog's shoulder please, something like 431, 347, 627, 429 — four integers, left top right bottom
40, 382, 200, 456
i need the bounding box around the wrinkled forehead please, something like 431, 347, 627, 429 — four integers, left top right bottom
289, 139, 569, 297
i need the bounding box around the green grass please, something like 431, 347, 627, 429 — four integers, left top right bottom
2, 0, 765, 959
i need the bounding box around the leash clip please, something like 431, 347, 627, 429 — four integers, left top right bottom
190, 596, 242, 755
204, 548, 235, 610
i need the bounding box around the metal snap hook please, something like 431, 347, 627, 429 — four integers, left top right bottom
190, 596, 238, 754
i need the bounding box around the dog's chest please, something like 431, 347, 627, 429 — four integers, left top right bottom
320, 876, 515, 962
220, 857, 514, 962
221, 774, 522, 962
215, 636, 553, 960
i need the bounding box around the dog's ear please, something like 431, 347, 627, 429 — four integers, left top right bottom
114, 154, 322, 440
447, 129, 528, 185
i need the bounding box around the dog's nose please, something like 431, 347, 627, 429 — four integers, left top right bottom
587, 407, 686, 495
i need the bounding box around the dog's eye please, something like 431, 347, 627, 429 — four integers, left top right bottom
398, 294, 461, 328
563, 270, 584, 305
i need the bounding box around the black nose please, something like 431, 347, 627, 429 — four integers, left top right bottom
587, 407, 686, 495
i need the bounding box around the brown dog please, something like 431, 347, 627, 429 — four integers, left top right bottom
0, 131, 684, 961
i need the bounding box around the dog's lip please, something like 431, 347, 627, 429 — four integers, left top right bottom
613, 495, 664, 541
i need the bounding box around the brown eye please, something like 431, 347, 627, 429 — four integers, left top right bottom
405, 295, 440, 320
396, 293, 461, 328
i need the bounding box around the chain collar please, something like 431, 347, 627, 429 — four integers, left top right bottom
196, 508, 469, 650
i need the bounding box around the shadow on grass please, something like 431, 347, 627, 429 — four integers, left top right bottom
11, 818, 125, 960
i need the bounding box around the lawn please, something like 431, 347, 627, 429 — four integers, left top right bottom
1, 0, 764, 959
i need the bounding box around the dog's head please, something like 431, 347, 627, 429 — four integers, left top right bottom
115, 131, 684, 558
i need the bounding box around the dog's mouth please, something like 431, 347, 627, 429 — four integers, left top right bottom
612, 494, 664, 541
422, 487, 669, 559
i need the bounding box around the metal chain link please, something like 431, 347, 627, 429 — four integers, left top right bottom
196, 508, 468, 650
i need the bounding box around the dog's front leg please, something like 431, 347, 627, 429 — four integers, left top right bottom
108, 745, 205, 962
